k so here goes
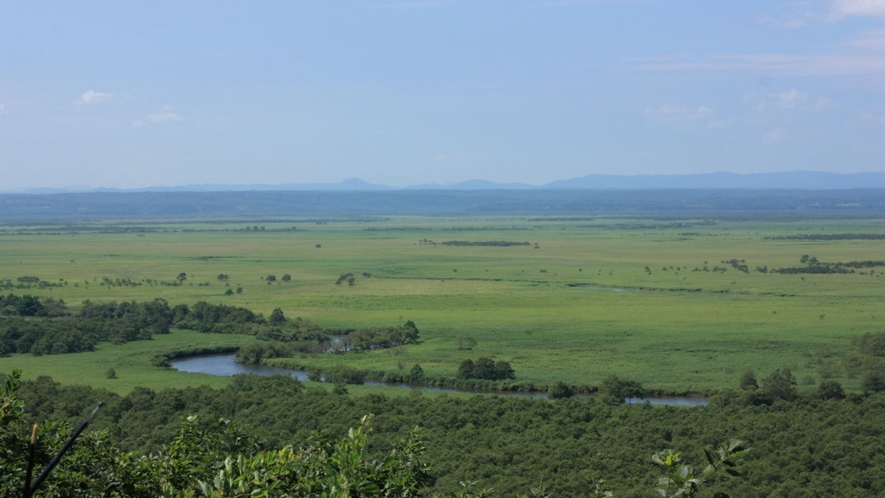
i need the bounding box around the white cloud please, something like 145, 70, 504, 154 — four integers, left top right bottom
772, 89, 837, 111
773, 89, 805, 109
646, 104, 722, 128
842, 28, 885, 51
74, 90, 111, 106
148, 111, 184, 123
647, 104, 714, 120
132, 107, 184, 127
759, 0, 885, 27
830, 0, 885, 18
763, 129, 788, 143
628, 52, 885, 76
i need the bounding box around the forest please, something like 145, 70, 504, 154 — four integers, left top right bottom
4, 369, 885, 497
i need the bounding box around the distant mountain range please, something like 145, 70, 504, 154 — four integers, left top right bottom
5, 171, 884, 194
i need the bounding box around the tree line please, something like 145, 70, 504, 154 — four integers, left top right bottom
11, 369, 885, 496
0, 294, 419, 359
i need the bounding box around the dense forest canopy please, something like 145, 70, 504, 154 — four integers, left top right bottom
5, 371, 885, 497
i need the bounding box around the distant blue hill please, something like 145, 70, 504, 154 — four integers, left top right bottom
5, 171, 884, 193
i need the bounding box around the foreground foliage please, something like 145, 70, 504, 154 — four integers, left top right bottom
3, 369, 433, 497
0, 369, 754, 497
10, 370, 885, 496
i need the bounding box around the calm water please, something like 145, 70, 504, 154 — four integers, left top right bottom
171, 354, 707, 406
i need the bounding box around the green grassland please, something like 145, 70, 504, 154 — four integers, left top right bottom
1, 216, 883, 394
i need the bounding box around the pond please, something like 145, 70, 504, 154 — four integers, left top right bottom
170, 354, 708, 406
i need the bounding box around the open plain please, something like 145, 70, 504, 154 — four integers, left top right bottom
2, 215, 882, 394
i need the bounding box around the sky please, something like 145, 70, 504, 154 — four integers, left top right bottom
0, 0, 883, 189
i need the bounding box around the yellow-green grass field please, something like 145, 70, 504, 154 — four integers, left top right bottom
1, 216, 883, 394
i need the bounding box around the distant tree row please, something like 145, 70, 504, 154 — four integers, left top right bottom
764, 233, 885, 241
770, 256, 884, 275
0, 276, 64, 290
417, 238, 532, 247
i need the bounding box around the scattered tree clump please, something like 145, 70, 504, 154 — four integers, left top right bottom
548, 381, 575, 399
418, 239, 531, 247
770, 255, 884, 275
457, 357, 515, 381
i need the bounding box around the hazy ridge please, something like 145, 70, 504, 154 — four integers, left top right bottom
6, 171, 884, 194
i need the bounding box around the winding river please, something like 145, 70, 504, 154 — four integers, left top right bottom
171, 354, 708, 407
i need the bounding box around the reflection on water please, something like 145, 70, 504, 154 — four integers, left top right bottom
172, 354, 311, 381
171, 354, 707, 406
625, 396, 708, 407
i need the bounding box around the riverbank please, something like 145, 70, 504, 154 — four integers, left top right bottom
171, 354, 709, 406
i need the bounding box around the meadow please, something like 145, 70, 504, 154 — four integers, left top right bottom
1, 215, 883, 394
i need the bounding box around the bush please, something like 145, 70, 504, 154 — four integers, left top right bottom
548, 381, 574, 399
762, 368, 798, 401
816, 380, 845, 400
323, 365, 365, 385
601, 375, 644, 403
862, 370, 885, 393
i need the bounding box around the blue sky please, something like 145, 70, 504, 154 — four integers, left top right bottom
0, 0, 882, 189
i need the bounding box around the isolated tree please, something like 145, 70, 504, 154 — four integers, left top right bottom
457, 335, 477, 350
739, 370, 758, 391
281, 274, 292, 282
402, 321, 420, 343
266, 275, 277, 282
177, 272, 187, 283
762, 368, 798, 401
409, 363, 425, 382
236, 287, 243, 294
269, 308, 286, 325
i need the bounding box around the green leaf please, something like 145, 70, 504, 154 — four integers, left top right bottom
724, 467, 742, 477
